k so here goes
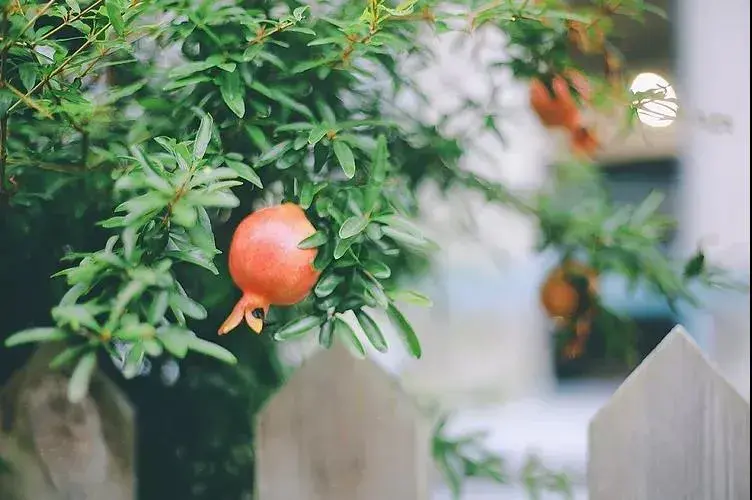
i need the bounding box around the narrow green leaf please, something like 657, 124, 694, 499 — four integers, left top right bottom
333, 140, 356, 178
363, 260, 391, 279
122, 343, 145, 379
314, 274, 343, 298
186, 337, 237, 364
225, 160, 263, 189
334, 237, 355, 259
158, 327, 191, 358
67, 352, 97, 403
339, 215, 369, 239
187, 190, 240, 208
219, 70, 246, 118
298, 230, 327, 249
49, 344, 89, 370
105, 0, 125, 36
299, 182, 314, 209
273, 315, 323, 341
5, 327, 67, 347
387, 303, 421, 359
115, 323, 156, 341
256, 141, 292, 167
334, 316, 365, 358
193, 112, 214, 160
372, 134, 388, 183
169, 292, 208, 320
308, 124, 329, 145
355, 309, 388, 353
318, 319, 335, 348
144, 339, 164, 357
387, 289, 433, 307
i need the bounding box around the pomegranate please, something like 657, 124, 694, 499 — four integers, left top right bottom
529, 71, 599, 158
540, 260, 599, 359
570, 126, 599, 158
218, 203, 320, 335
529, 75, 581, 130
540, 260, 598, 321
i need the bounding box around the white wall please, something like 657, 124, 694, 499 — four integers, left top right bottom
676, 0, 750, 398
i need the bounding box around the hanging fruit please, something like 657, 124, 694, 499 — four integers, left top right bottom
540, 260, 599, 358
529, 71, 600, 158
218, 203, 321, 335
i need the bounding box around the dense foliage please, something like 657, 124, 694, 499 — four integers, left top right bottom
0, 0, 731, 498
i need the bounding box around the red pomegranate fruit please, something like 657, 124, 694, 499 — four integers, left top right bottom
218, 203, 320, 335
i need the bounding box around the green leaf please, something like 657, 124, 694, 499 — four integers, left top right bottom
355, 309, 388, 353
169, 292, 208, 320
333, 140, 356, 178
387, 303, 421, 359
256, 141, 293, 167
334, 316, 365, 358
273, 315, 322, 341
387, 289, 433, 307
148, 291, 170, 324
225, 160, 263, 189
171, 200, 197, 227
115, 323, 155, 340
298, 230, 327, 249
105, 0, 125, 36
339, 215, 369, 239
308, 124, 329, 145
187, 190, 240, 208
219, 70, 246, 118
372, 134, 388, 183
49, 344, 90, 370
5, 327, 68, 347
67, 352, 97, 403
122, 343, 145, 379
318, 319, 335, 348
158, 326, 191, 358
334, 237, 355, 259
363, 260, 391, 279
362, 277, 389, 308
18, 63, 38, 91
193, 112, 214, 160
186, 337, 237, 365
314, 274, 343, 297
299, 182, 314, 209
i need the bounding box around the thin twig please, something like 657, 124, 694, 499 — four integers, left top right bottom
0, 0, 55, 53
38, 0, 106, 42
7, 23, 111, 114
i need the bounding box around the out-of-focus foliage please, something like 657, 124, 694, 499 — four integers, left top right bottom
0, 0, 731, 498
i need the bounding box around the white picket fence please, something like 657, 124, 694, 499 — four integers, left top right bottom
256, 326, 750, 500
1, 326, 748, 499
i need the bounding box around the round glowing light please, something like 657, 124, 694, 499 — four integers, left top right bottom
629, 72, 678, 128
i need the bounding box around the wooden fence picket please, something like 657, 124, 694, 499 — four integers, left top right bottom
255, 343, 431, 500
588, 326, 750, 500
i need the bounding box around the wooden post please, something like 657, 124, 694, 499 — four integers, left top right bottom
588, 326, 750, 500
0, 345, 135, 500
255, 344, 430, 500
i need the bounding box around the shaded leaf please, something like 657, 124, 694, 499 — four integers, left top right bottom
187, 337, 237, 364
5, 327, 68, 347
355, 309, 388, 352
387, 303, 421, 358
333, 140, 356, 178
67, 352, 97, 403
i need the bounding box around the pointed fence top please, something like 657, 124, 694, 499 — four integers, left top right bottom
588, 325, 750, 500
255, 344, 430, 500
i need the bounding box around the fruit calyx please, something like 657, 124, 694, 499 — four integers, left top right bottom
218, 293, 270, 335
